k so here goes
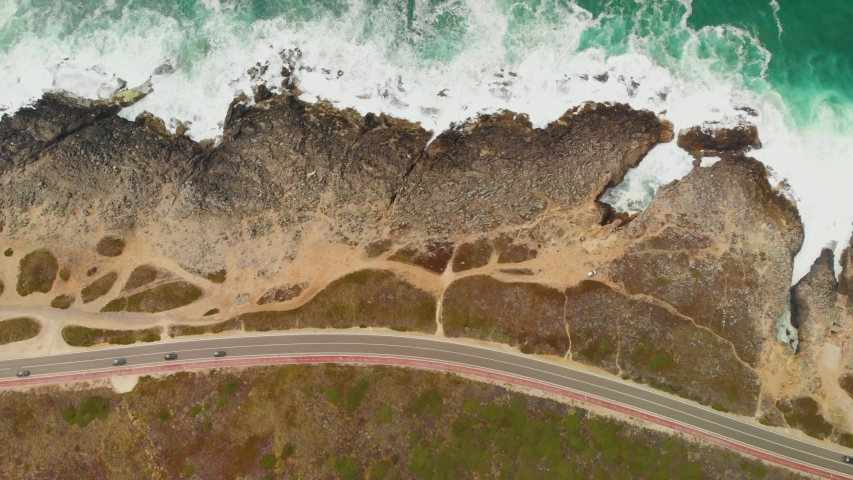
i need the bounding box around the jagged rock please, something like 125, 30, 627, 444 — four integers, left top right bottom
0, 94, 120, 172
677, 121, 761, 158
791, 248, 837, 351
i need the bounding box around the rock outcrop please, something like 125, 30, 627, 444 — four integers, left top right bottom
677, 121, 761, 158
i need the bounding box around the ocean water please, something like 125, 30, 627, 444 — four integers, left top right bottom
1, 0, 851, 282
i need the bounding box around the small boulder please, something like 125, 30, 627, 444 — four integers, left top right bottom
677, 122, 761, 158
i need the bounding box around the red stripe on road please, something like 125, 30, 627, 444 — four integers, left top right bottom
1, 355, 849, 480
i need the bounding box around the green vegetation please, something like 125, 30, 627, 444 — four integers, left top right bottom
364, 239, 393, 258
59, 267, 71, 282
168, 318, 241, 337
95, 236, 126, 257
61, 325, 161, 347
235, 269, 436, 333
0, 364, 792, 479
388, 241, 455, 274
3, 248, 12, 257
776, 397, 834, 439
346, 380, 370, 412
0, 317, 41, 345
629, 334, 675, 372
451, 238, 492, 272
182, 464, 195, 477
260, 454, 276, 469
325, 387, 342, 405
61, 396, 109, 428
656, 277, 668, 285
215, 397, 228, 409
80, 271, 118, 303
50, 294, 75, 309
203, 308, 219, 316
691, 269, 702, 278
101, 281, 203, 313
378, 404, 392, 423
123, 264, 160, 290
409, 390, 443, 417
16, 248, 58, 296
442, 275, 568, 355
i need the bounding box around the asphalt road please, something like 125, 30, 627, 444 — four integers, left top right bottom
0, 332, 851, 478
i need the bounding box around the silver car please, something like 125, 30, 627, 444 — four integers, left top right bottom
16, 370, 30, 377
112, 358, 126, 366
213, 351, 226, 358
164, 353, 178, 360
843, 455, 853, 465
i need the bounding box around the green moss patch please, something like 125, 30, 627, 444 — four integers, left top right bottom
101, 281, 203, 313
16, 248, 58, 296
50, 294, 76, 310
81, 272, 118, 303
0, 317, 41, 345
203, 308, 220, 317
442, 275, 568, 355
95, 235, 126, 257
3, 248, 12, 257
776, 397, 834, 439
62, 325, 161, 347
234, 269, 435, 333
62, 396, 110, 428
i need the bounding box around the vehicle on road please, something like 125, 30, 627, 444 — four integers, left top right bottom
112, 358, 126, 366
164, 353, 178, 360
16, 370, 30, 377
213, 351, 227, 358
843, 455, 853, 464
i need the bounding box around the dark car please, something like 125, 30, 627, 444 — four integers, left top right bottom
164, 353, 178, 360
213, 351, 226, 358
16, 370, 30, 377
112, 358, 126, 366
843, 455, 853, 464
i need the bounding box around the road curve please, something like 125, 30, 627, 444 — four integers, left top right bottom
0, 332, 851, 479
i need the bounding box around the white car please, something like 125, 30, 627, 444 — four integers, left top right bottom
587, 270, 598, 277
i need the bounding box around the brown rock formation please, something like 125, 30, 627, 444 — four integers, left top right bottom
677, 121, 761, 158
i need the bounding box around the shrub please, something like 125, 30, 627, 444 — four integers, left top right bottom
62, 396, 110, 428
16, 248, 58, 296
81, 272, 118, 303
0, 317, 41, 345
260, 454, 276, 469
95, 235, 125, 257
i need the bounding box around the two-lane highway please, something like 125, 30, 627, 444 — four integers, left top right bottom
1, 332, 851, 479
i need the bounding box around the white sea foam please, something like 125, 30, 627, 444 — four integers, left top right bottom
0, 0, 851, 282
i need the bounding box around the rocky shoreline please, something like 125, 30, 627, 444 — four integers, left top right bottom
1, 87, 853, 446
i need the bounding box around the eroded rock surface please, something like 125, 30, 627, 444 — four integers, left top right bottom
677, 121, 761, 158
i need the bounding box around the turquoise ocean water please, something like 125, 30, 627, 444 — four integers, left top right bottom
1, 0, 851, 281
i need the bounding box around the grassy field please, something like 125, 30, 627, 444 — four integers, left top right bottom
0, 317, 41, 345
61, 325, 161, 347
0, 365, 797, 479
81, 272, 118, 303
234, 269, 436, 333
16, 248, 58, 296
102, 282, 203, 313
